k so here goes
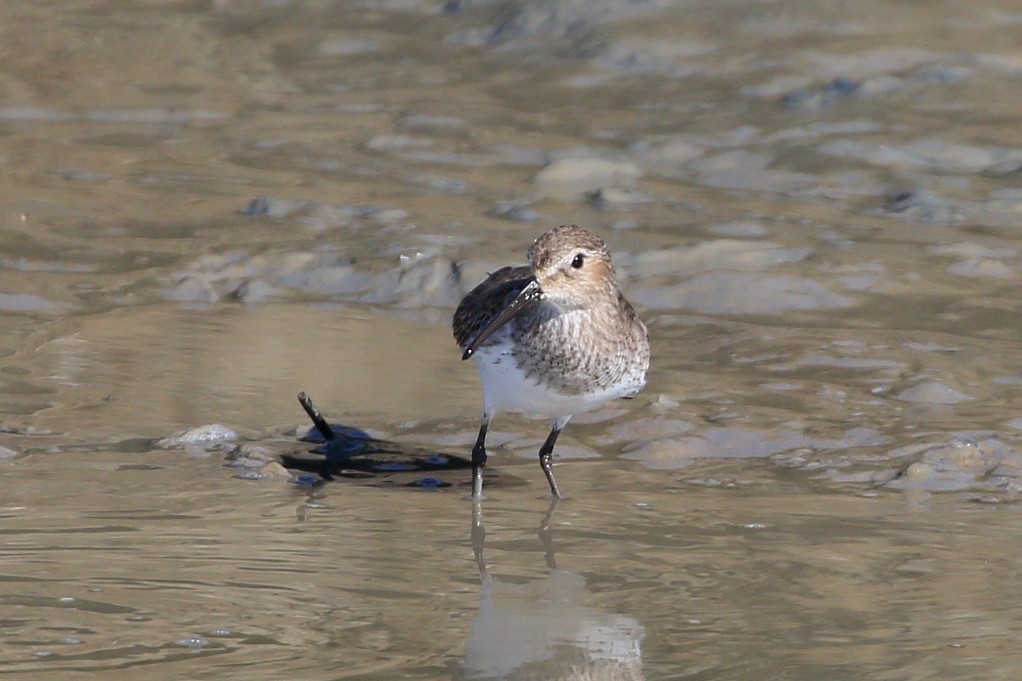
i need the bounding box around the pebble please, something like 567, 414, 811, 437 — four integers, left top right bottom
176, 635, 210, 650
885, 437, 1011, 491
894, 381, 973, 405
157, 424, 239, 449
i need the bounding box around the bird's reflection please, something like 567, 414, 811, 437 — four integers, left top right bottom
460, 501, 645, 681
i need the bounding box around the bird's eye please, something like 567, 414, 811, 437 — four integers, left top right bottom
571, 253, 585, 269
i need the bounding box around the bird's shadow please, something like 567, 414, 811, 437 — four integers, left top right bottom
278, 392, 525, 491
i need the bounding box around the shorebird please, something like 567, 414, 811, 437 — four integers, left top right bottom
453, 224, 650, 498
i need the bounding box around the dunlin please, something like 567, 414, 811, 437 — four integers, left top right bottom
453, 224, 650, 498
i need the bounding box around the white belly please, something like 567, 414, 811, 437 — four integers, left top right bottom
472, 345, 634, 418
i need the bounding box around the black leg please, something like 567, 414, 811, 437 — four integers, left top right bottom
538, 423, 564, 499
471, 417, 489, 498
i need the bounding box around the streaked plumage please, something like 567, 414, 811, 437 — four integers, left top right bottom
453, 224, 650, 498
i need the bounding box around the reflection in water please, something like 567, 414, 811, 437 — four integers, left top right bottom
461, 502, 644, 681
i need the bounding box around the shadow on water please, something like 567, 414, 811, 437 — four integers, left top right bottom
460, 501, 645, 681
276, 392, 525, 491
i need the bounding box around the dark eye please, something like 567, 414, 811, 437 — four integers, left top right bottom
571, 253, 585, 269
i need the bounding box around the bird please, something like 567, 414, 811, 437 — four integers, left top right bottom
453, 224, 650, 498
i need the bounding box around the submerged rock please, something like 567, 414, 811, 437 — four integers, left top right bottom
884, 437, 1013, 492
894, 381, 973, 405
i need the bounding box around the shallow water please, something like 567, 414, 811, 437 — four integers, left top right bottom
4, 1, 1022, 679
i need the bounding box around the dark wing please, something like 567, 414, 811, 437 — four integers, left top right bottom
452, 265, 531, 351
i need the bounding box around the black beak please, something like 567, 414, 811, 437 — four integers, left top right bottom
462, 278, 542, 360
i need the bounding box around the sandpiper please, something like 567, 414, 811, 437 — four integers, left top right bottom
453, 224, 650, 498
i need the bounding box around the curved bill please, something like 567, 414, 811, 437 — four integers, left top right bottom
462, 278, 542, 360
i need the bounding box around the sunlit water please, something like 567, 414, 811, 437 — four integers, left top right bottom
3, 1, 1022, 679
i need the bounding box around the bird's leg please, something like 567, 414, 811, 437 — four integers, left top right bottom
538, 416, 571, 499
471, 415, 489, 498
